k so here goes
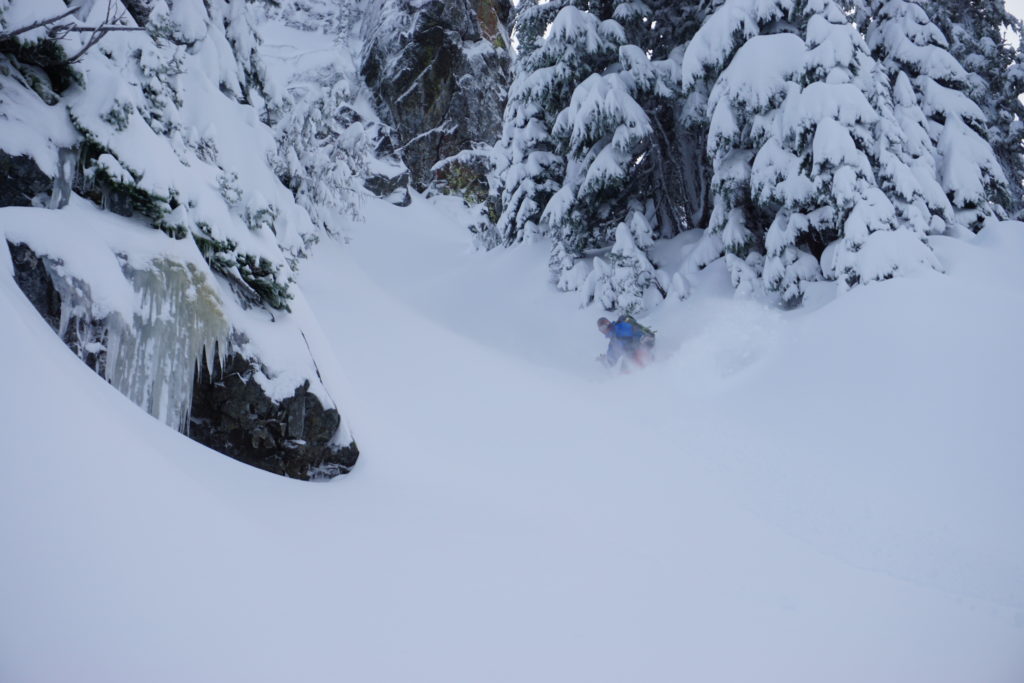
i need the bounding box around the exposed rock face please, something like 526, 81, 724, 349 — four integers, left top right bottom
191, 353, 359, 479
363, 166, 412, 206
121, 0, 155, 26
0, 151, 51, 207
361, 0, 511, 193
5, 240, 357, 481
7, 241, 108, 373
360, 127, 412, 206
7, 241, 62, 329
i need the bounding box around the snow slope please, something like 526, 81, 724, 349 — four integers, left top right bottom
2, 194, 1023, 682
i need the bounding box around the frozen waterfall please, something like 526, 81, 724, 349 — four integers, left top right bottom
103, 259, 230, 432
47, 254, 231, 433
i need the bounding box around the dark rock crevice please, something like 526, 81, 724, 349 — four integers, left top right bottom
121, 0, 154, 27
6, 241, 108, 373
0, 151, 52, 207
190, 351, 358, 480
7, 241, 62, 329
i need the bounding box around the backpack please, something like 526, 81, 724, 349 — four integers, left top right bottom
616, 314, 655, 346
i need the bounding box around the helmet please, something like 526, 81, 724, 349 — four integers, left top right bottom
597, 317, 612, 332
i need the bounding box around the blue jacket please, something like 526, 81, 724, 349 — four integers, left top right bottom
604, 321, 643, 364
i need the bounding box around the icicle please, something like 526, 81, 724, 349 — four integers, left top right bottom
48, 148, 77, 210
103, 258, 231, 433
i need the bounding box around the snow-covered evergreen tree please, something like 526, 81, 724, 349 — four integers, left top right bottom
646, 0, 713, 59
649, 0, 721, 233
269, 0, 368, 234
582, 209, 667, 312
683, 0, 942, 304
489, 0, 573, 247
779, 0, 940, 298
863, 0, 1009, 230
679, 0, 803, 287
928, 0, 1024, 217
873, 67, 957, 234
494, 1, 682, 312
546, 46, 654, 271
552, 4, 687, 311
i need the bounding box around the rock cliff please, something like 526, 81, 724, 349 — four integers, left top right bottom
360, 0, 511, 199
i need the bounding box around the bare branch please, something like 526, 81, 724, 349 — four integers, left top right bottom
60, 26, 147, 33
2, 0, 146, 65
0, 8, 78, 41
66, 28, 112, 63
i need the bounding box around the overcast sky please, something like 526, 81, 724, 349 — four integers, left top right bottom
1008, 0, 1024, 27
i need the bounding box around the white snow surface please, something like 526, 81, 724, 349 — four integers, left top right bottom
2, 195, 1024, 682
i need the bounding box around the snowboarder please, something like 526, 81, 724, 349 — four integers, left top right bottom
596, 315, 655, 371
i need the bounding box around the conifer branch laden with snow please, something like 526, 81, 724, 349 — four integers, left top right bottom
490, 0, 1021, 310
492, 0, 692, 313
924, 0, 1024, 219
861, 0, 1010, 231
